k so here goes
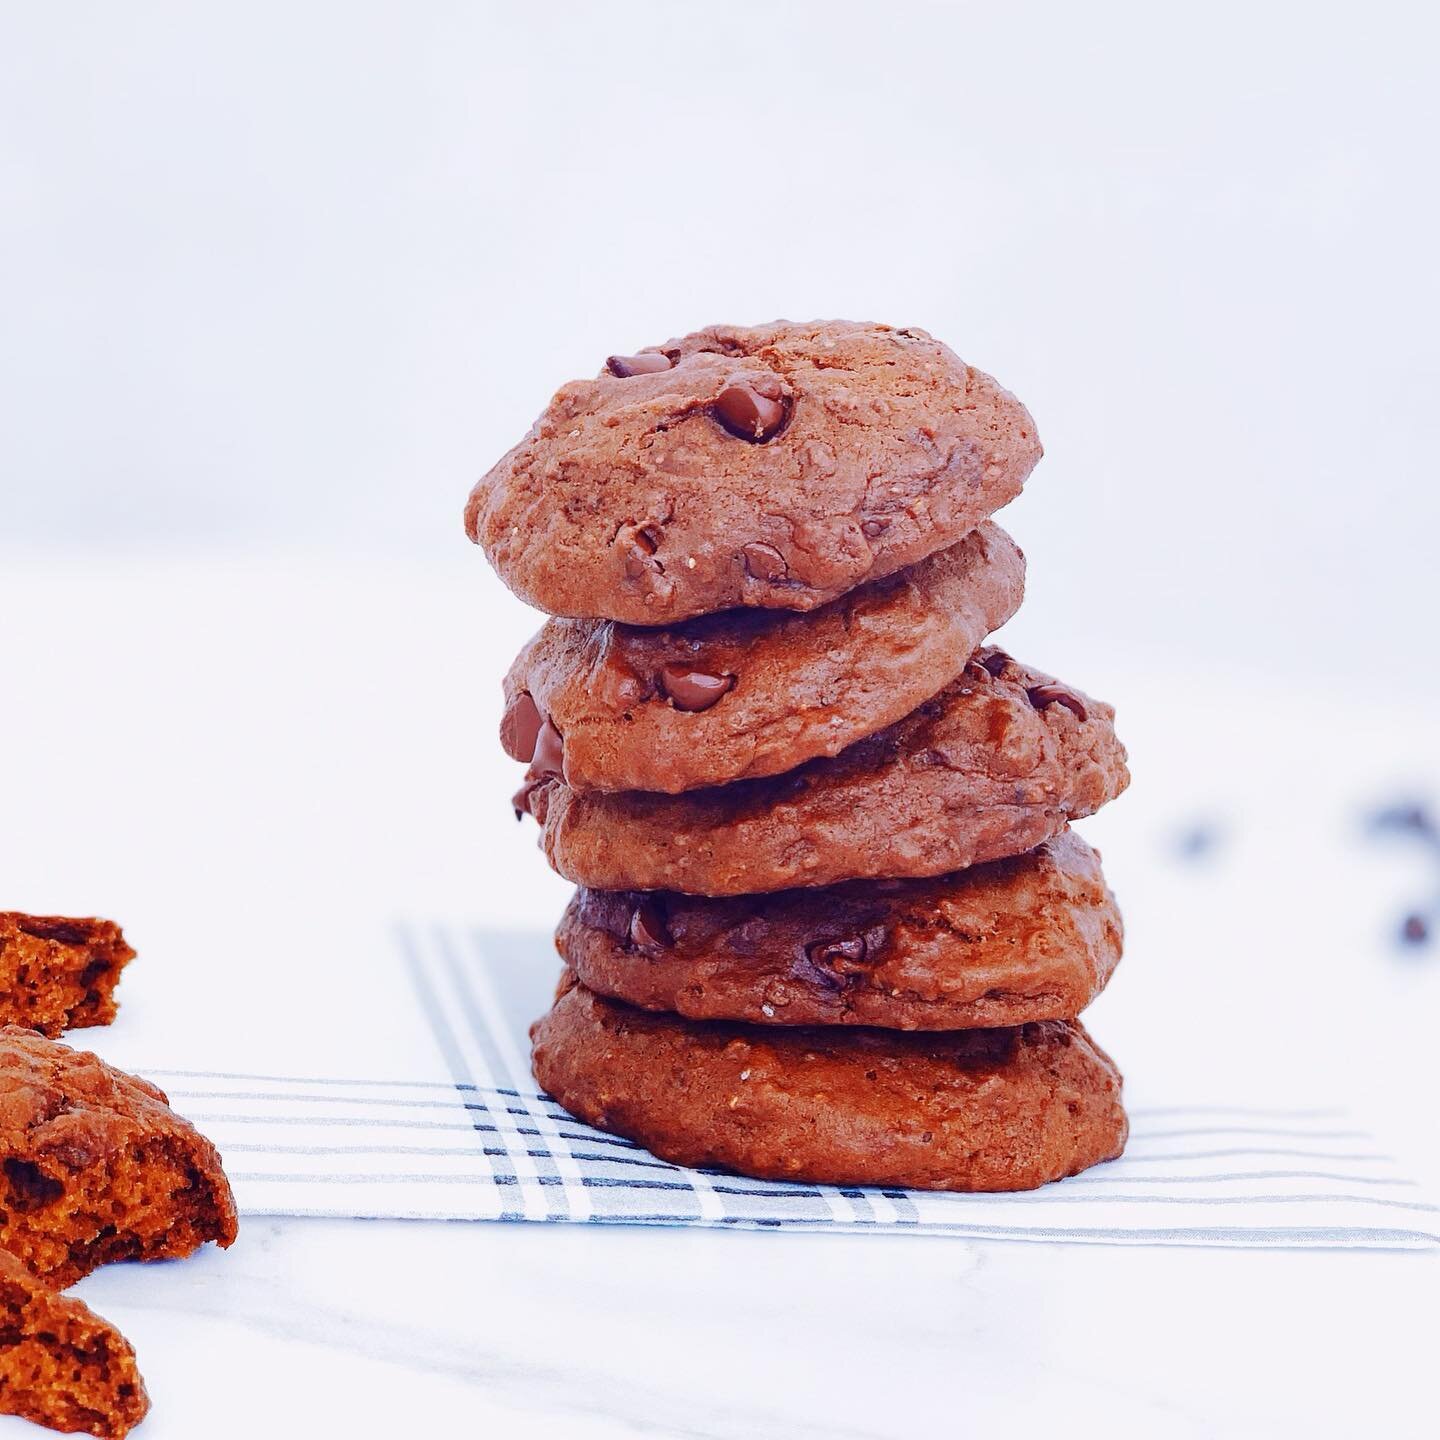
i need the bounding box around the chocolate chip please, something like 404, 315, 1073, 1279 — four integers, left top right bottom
15, 918, 90, 945
1401, 913, 1431, 946
500, 692, 543, 763
1026, 683, 1088, 722
629, 900, 670, 951
980, 650, 1012, 678
659, 666, 734, 712
861, 519, 888, 539
742, 542, 787, 582
511, 777, 542, 820
606, 352, 673, 378
633, 524, 661, 555
529, 718, 565, 780
714, 380, 787, 441
511, 716, 563, 818
3, 1158, 63, 1212
806, 936, 871, 977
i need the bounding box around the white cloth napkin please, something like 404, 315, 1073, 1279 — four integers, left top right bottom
141, 924, 1438, 1250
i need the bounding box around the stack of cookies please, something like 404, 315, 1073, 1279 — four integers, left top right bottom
467, 321, 1131, 1192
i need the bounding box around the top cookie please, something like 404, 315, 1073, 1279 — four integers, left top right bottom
466, 320, 1041, 623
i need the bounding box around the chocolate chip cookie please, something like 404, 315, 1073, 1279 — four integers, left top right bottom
467, 321, 1041, 623
0, 913, 136, 1037
519, 649, 1128, 895
0, 1025, 238, 1287
532, 978, 1127, 1191
503, 522, 1024, 794
557, 829, 1121, 1029
0, 1248, 149, 1438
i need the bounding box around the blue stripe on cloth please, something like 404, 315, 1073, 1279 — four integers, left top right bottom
144, 923, 1440, 1252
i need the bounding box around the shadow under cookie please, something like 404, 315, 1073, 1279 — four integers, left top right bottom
519, 649, 1129, 895
558, 829, 1122, 1029
531, 979, 1128, 1192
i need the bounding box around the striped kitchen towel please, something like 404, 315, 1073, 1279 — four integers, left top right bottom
142, 925, 1439, 1250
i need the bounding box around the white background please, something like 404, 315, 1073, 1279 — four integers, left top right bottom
2, 4, 1438, 1437
4, 0, 1439, 679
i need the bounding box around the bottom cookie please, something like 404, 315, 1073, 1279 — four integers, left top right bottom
531, 978, 1127, 1192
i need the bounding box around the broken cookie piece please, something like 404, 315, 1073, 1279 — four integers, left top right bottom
0, 1026, 238, 1287
0, 1247, 149, 1438
0, 915, 137, 1038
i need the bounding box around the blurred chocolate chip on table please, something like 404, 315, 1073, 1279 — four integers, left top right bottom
1169, 820, 1226, 863
1365, 799, 1439, 847
1399, 912, 1431, 947
1363, 796, 1440, 953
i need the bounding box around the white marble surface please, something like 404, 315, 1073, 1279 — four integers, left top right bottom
0, 553, 1437, 1437
55, 1219, 1438, 1439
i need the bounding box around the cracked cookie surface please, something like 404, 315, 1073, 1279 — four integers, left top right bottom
518, 649, 1129, 895
467, 320, 1041, 623
532, 978, 1127, 1191
503, 522, 1024, 794
558, 829, 1121, 1029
